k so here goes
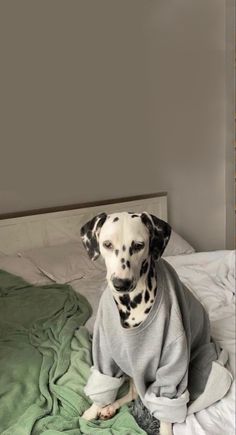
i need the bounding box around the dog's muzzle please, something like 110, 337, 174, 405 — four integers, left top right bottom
112, 278, 133, 292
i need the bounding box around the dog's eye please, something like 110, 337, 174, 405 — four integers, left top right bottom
133, 242, 145, 252
103, 241, 113, 250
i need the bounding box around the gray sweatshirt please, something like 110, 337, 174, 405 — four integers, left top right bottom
84, 259, 232, 423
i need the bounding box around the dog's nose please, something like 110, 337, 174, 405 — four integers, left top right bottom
112, 278, 133, 292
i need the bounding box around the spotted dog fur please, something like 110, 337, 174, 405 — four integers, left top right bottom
80, 211, 173, 435
80, 212, 107, 261
81, 212, 171, 328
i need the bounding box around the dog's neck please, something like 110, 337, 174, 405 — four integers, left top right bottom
113, 258, 157, 328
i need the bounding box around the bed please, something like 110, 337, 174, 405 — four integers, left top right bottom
0, 193, 235, 435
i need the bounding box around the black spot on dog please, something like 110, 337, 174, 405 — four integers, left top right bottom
123, 321, 130, 328
131, 214, 139, 218
122, 245, 126, 251
135, 292, 142, 304
129, 241, 136, 256
140, 213, 151, 228
119, 294, 130, 309
140, 259, 148, 276
122, 264, 126, 270
154, 287, 157, 297
144, 306, 152, 314
119, 310, 130, 322
130, 292, 142, 309
132, 317, 135, 320
115, 250, 119, 256
121, 258, 125, 263
114, 298, 118, 306
145, 289, 150, 303
148, 273, 153, 290
133, 322, 141, 327
91, 237, 98, 247
130, 240, 144, 255
126, 261, 130, 269
113, 217, 119, 222
149, 265, 154, 278
150, 299, 154, 303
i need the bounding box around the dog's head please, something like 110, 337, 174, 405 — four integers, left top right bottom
80, 212, 171, 293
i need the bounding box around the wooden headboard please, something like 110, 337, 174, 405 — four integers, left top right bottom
0, 192, 168, 254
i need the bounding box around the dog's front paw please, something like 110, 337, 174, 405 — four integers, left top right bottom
160, 421, 173, 435
82, 404, 101, 421
98, 403, 119, 420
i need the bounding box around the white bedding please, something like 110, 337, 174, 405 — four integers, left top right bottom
0, 247, 234, 434
72, 249, 235, 435
165, 251, 235, 435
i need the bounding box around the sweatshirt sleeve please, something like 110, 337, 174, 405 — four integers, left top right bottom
144, 334, 190, 423
84, 294, 125, 407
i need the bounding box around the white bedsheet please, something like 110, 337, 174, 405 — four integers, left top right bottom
72, 250, 235, 434
166, 250, 235, 435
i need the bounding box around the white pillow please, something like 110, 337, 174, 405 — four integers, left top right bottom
0, 255, 50, 285
18, 230, 194, 285
19, 242, 105, 284
163, 230, 195, 257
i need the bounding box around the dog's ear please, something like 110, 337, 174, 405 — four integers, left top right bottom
141, 212, 171, 261
80, 212, 107, 260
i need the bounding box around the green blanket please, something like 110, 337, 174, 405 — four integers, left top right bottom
0, 270, 146, 435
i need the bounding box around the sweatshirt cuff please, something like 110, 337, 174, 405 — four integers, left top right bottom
84, 366, 125, 407
144, 390, 189, 423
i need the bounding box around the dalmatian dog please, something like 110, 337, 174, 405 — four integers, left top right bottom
80, 211, 173, 435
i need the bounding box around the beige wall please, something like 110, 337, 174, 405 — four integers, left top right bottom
225, 0, 235, 250
0, 1, 233, 251
145, 0, 230, 251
